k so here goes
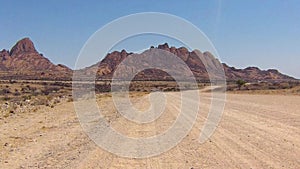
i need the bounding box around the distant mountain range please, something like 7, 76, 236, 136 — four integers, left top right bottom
0, 38, 296, 82
83, 43, 295, 82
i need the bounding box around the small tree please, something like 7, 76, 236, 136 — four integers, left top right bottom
236, 79, 246, 90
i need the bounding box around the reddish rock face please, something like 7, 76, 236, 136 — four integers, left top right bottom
83, 43, 295, 82
0, 38, 72, 80
9, 38, 37, 56
0, 50, 10, 62
0, 38, 295, 81
157, 43, 170, 51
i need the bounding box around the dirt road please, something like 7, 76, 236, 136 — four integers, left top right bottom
0, 91, 299, 168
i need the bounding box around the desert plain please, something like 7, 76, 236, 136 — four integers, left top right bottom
0, 81, 299, 169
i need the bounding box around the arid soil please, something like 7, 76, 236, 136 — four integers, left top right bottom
0, 90, 299, 168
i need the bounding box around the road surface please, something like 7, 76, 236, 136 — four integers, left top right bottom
0, 91, 299, 168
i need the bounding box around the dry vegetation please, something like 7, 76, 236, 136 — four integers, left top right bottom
226, 80, 300, 95
0, 80, 73, 119
0, 80, 205, 119
1, 79, 299, 120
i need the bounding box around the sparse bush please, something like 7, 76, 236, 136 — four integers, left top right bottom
9, 80, 16, 84
14, 91, 21, 96
32, 89, 42, 96
3, 96, 11, 101
236, 79, 246, 90
53, 99, 60, 104
42, 87, 60, 95
279, 82, 291, 89
67, 98, 73, 102
0, 89, 11, 95
22, 95, 31, 101
34, 98, 48, 106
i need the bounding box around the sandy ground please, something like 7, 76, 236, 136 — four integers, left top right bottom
0, 91, 300, 169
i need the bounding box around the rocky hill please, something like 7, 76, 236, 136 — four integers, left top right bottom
0, 38, 72, 80
83, 43, 295, 82
0, 38, 295, 82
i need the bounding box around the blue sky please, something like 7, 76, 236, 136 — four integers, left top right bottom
0, 0, 299, 78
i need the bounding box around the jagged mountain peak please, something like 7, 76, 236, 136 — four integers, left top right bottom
0, 38, 72, 80
83, 43, 296, 82
0, 39, 296, 81
9, 37, 38, 56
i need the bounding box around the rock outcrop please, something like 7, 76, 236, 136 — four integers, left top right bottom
0, 38, 295, 82
83, 43, 295, 82
0, 38, 72, 80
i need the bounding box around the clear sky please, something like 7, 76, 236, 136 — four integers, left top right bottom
0, 0, 299, 78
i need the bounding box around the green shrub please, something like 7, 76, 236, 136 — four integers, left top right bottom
236, 79, 246, 90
